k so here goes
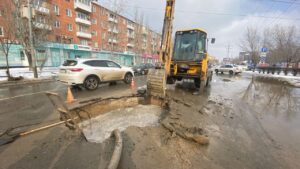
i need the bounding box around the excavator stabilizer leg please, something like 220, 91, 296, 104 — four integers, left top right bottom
147, 69, 167, 98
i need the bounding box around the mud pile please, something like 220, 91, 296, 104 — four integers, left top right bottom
117, 96, 228, 169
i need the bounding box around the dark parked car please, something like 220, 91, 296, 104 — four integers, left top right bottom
132, 63, 155, 75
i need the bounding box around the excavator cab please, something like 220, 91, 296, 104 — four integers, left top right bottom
168, 29, 213, 90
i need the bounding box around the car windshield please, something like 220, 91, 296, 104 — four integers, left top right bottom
63, 60, 77, 66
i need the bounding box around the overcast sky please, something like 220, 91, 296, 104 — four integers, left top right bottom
99, 0, 300, 60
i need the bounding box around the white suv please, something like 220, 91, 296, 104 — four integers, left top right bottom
58, 59, 134, 90
215, 64, 242, 75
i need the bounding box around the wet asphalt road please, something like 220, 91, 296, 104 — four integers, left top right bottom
0, 73, 299, 169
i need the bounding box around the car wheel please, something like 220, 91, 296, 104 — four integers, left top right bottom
167, 76, 176, 84
84, 76, 99, 90
124, 73, 133, 84
221, 72, 224, 74
215, 69, 219, 74
229, 70, 234, 75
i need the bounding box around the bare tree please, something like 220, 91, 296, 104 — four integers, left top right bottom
272, 25, 299, 68
133, 8, 145, 64
106, 0, 127, 59
240, 27, 261, 67
10, 0, 54, 77
0, 2, 18, 80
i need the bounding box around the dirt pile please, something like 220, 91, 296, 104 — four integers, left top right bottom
161, 98, 209, 145
117, 95, 228, 169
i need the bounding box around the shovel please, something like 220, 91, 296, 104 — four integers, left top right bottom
0, 118, 76, 146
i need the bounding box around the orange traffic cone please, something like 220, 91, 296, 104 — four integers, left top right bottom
66, 86, 76, 103
131, 78, 135, 90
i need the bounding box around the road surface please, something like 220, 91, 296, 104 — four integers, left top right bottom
0, 73, 299, 169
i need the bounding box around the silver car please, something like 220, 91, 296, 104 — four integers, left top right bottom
215, 64, 242, 75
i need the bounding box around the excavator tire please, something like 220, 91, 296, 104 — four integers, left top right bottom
147, 69, 167, 98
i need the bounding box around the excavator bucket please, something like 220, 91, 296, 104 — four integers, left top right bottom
147, 69, 167, 98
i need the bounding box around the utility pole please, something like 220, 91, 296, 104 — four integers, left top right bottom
226, 44, 231, 59
28, 0, 38, 78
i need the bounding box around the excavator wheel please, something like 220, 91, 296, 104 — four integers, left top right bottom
147, 69, 167, 98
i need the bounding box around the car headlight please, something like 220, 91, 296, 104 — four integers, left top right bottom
137, 69, 141, 71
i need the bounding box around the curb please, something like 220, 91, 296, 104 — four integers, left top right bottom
0, 78, 56, 88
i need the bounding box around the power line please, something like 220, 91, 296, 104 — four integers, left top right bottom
264, 0, 300, 5
122, 5, 300, 21
264, 0, 297, 29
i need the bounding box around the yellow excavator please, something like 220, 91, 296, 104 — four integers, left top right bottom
147, 0, 215, 97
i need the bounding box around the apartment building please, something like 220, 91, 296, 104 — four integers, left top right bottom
0, 0, 161, 67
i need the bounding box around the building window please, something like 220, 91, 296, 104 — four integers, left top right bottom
0, 27, 4, 36
36, 16, 46, 24
54, 5, 59, 15
56, 35, 62, 43
102, 32, 106, 40
77, 24, 88, 32
101, 9, 106, 15
54, 21, 60, 28
76, 0, 91, 6
66, 9, 72, 17
92, 6, 96, 12
76, 12, 88, 20
91, 30, 97, 36
0, 9, 2, 16
67, 24, 72, 31
94, 42, 98, 48
80, 39, 88, 45
91, 18, 97, 24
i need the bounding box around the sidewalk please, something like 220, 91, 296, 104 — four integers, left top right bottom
0, 68, 59, 87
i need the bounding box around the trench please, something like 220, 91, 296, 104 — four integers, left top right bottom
69, 96, 166, 143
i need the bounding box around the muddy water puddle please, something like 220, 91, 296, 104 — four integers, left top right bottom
79, 105, 162, 143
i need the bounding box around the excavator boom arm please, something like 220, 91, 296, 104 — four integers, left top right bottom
147, 0, 176, 98
160, 0, 176, 73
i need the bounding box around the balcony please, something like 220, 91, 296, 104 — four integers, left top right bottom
75, 18, 91, 25
108, 28, 119, 34
127, 24, 135, 30
127, 43, 134, 47
108, 39, 118, 44
127, 33, 135, 39
108, 17, 118, 23
142, 27, 148, 35
33, 22, 52, 31
74, 0, 91, 13
34, 6, 50, 15
76, 32, 92, 39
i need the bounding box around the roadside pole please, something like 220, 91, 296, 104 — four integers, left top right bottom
28, 0, 38, 78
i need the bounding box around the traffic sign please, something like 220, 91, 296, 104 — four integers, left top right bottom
261, 48, 268, 53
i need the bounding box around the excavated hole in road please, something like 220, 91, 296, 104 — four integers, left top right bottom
70, 96, 167, 143
69, 96, 209, 145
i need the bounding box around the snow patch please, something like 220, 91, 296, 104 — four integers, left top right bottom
0, 68, 59, 81
244, 71, 300, 87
